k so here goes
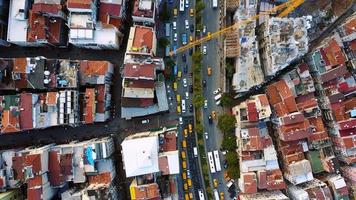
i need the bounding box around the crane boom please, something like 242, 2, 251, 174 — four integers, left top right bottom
169, 0, 305, 56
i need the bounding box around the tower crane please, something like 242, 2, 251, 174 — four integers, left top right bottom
169, 0, 305, 56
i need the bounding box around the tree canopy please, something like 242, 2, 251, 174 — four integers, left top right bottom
217, 114, 236, 133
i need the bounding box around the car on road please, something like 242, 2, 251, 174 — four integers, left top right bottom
223, 159, 228, 169
179, 117, 183, 125
220, 192, 225, 200
214, 93, 222, 101
173, 21, 177, 30
204, 99, 208, 109
216, 100, 221, 106
173, 82, 177, 91
211, 111, 216, 119
182, 33, 187, 45
185, 20, 189, 30
207, 67, 212, 76
213, 88, 221, 95
190, 8, 194, 17
185, 92, 189, 99
185, 0, 189, 8
188, 124, 193, 133
182, 53, 186, 62
202, 80, 207, 87
203, 26, 206, 34
182, 171, 187, 179
227, 179, 235, 188
208, 115, 213, 124
173, 9, 177, 17
183, 78, 187, 87
190, 24, 194, 33
177, 105, 181, 113
203, 45, 207, 54
184, 65, 188, 74
173, 33, 177, 41
189, 104, 193, 112
189, 35, 193, 42
213, 179, 218, 188
189, 48, 193, 55
204, 132, 209, 139
189, 85, 193, 93
187, 169, 191, 177
184, 129, 188, 137
141, 119, 150, 124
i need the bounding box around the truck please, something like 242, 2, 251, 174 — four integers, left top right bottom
212, 0, 218, 8
182, 33, 187, 45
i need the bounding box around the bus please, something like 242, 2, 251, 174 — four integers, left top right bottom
165, 23, 170, 37
208, 152, 216, 173
179, 0, 185, 12
213, 189, 220, 200
213, 150, 221, 172
212, 0, 218, 8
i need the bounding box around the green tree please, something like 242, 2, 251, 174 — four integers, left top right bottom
159, 2, 171, 21
225, 151, 238, 164
165, 58, 175, 68
158, 37, 170, 48
195, 122, 204, 134
196, 1, 206, 13
192, 51, 202, 64
196, 23, 204, 32
227, 166, 239, 179
220, 93, 234, 107
217, 114, 236, 133
193, 92, 205, 109
222, 135, 237, 151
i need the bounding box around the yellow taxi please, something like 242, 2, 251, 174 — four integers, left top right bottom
181, 151, 186, 159
213, 179, 218, 188
182, 139, 187, 148
188, 124, 193, 133
220, 192, 225, 200
174, 9, 177, 17
208, 67, 212, 76
211, 111, 216, 119
190, 9, 194, 17
190, 35, 193, 42
184, 129, 188, 137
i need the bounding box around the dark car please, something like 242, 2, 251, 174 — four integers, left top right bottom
184, 65, 188, 74
189, 85, 193, 93
189, 104, 193, 112
202, 80, 207, 87
190, 24, 194, 33
223, 160, 228, 169
208, 115, 213, 124
182, 53, 186, 62
189, 48, 193, 55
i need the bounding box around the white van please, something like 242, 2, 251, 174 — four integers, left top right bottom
182, 99, 186, 113
193, 147, 198, 157
214, 93, 222, 101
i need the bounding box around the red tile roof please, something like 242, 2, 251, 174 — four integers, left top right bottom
257, 171, 267, 189
25, 154, 42, 174
84, 88, 95, 124
279, 112, 304, 126
27, 187, 42, 200
158, 156, 169, 175
88, 172, 112, 185
20, 93, 33, 130
27, 11, 63, 45
321, 38, 346, 67
295, 93, 318, 110
132, 26, 154, 50
32, 3, 62, 15
247, 102, 258, 122
258, 94, 269, 106
338, 118, 356, 131
266, 80, 297, 117
80, 61, 110, 76
265, 169, 285, 190
125, 79, 155, 88
160, 131, 177, 151
95, 84, 106, 114
67, 0, 93, 9
342, 16, 356, 36
49, 150, 63, 187
279, 119, 311, 141
123, 64, 155, 79
241, 128, 264, 151
60, 153, 73, 176
12, 155, 26, 180
121, 97, 154, 107
27, 175, 43, 188
321, 64, 348, 83
1, 110, 20, 133
132, 182, 160, 199
99, 3, 121, 24
241, 173, 257, 194
46, 92, 57, 105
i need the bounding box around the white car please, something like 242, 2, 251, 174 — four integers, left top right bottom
213, 88, 221, 95
185, 92, 189, 99
203, 26, 207, 34
173, 21, 177, 30
179, 117, 183, 125
204, 132, 209, 139
185, 20, 189, 30
174, 33, 178, 41
203, 45, 207, 55
216, 100, 221, 106
185, 0, 189, 8
204, 99, 208, 109
183, 78, 187, 87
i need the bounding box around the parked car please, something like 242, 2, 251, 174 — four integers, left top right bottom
213, 88, 221, 95
208, 115, 213, 124
204, 99, 208, 109
174, 33, 178, 41
183, 78, 187, 87
185, 20, 189, 29
179, 117, 183, 125
190, 24, 194, 33
173, 21, 177, 30
189, 104, 193, 112
203, 26, 207, 34
204, 132, 209, 139
189, 85, 193, 93
202, 80, 207, 87
203, 45, 207, 54
185, 92, 189, 99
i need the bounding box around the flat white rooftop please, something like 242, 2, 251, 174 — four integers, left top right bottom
7, 0, 28, 43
